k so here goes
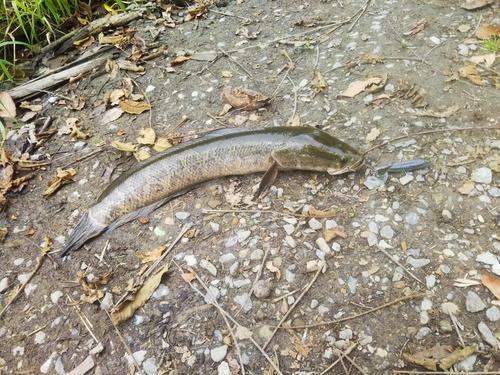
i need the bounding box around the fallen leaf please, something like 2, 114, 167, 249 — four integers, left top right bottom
190, 51, 218, 61
19, 101, 43, 112
486, 155, 500, 172
77, 271, 105, 304
365, 128, 381, 143
221, 86, 270, 110
475, 25, 500, 39
184, 2, 209, 21
439, 346, 476, 370
403, 19, 427, 36
470, 53, 496, 67
181, 272, 196, 282
461, 0, 493, 10
136, 128, 156, 145
324, 226, 347, 241
458, 24, 471, 33
171, 56, 190, 65
111, 140, 137, 152
266, 261, 281, 281
405, 105, 460, 118
111, 262, 170, 324
287, 113, 300, 127
235, 325, 253, 340
458, 180, 475, 195
459, 64, 486, 86
311, 68, 326, 95
403, 353, 437, 371
482, 273, 500, 299
340, 74, 386, 98
0, 226, 7, 242
153, 137, 172, 152
367, 94, 392, 107
136, 245, 167, 263
119, 100, 151, 114
0, 92, 16, 118
101, 107, 124, 124
221, 70, 233, 78
360, 53, 385, 64
306, 207, 336, 218
43, 168, 77, 196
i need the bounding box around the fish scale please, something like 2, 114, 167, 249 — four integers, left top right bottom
61, 126, 364, 256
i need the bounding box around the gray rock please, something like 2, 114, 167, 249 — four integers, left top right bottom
379, 225, 394, 239
237, 230, 251, 242
143, 358, 157, 375
426, 274, 436, 288
217, 361, 231, 375
406, 257, 430, 268
73, 141, 87, 151
478, 321, 498, 347
465, 291, 487, 312
348, 276, 357, 294
253, 280, 271, 299
338, 328, 353, 340
405, 212, 419, 225
486, 306, 500, 321
283, 224, 295, 235
368, 221, 379, 234
250, 249, 264, 260
0, 277, 11, 293
456, 355, 476, 372
364, 175, 386, 190
127, 350, 147, 366
392, 267, 404, 282
415, 327, 431, 339
442, 209, 452, 222
471, 167, 492, 184
439, 319, 453, 333
100, 292, 114, 310
316, 237, 331, 254
488, 187, 500, 197
234, 293, 252, 313
210, 345, 228, 362
204, 286, 220, 304
225, 236, 238, 247
200, 259, 217, 276
175, 211, 191, 220
219, 253, 237, 263
476, 252, 499, 265
308, 218, 323, 230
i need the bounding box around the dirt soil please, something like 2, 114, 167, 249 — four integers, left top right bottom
1, 0, 500, 374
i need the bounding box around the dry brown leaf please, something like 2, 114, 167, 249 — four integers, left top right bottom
475, 25, 500, 39
221, 86, 270, 110
99, 33, 126, 44
43, 168, 77, 197
234, 325, 253, 340
470, 53, 496, 68
482, 273, 500, 299
184, 2, 209, 21
293, 336, 313, 358
171, 56, 190, 65
119, 100, 151, 114
403, 19, 427, 36
459, 64, 485, 86
311, 68, 326, 95
19, 101, 43, 112
287, 113, 300, 127
266, 261, 281, 281
365, 128, 381, 143
403, 353, 437, 371
136, 245, 166, 264
306, 207, 336, 218
486, 155, 500, 172
294, 16, 323, 27
181, 272, 196, 283
111, 140, 137, 152
0, 164, 14, 193
101, 107, 124, 124
136, 128, 156, 145
405, 105, 460, 118
324, 226, 347, 241
360, 53, 385, 64
462, 0, 493, 10
109, 89, 127, 104
111, 262, 170, 324
0, 92, 16, 118
0, 226, 8, 242
77, 271, 105, 304
340, 75, 385, 98
367, 93, 392, 107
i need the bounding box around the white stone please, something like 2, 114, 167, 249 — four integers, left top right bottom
476, 252, 499, 265
471, 167, 492, 184
211, 345, 228, 362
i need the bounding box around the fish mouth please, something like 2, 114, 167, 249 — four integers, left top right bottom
327, 156, 365, 175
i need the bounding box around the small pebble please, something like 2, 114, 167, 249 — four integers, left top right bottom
316, 237, 331, 254
0, 277, 9, 293
237, 230, 251, 242
175, 211, 191, 220
415, 327, 431, 339
439, 319, 453, 332
250, 249, 264, 260
308, 218, 323, 230
476, 252, 499, 265
200, 259, 217, 276
471, 167, 492, 184
478, 321, 497, 348
218, 361, 231, 375
457, 355, 476, 372
406, 257, 430, 268
234, 293, 252, 313
211, 345, 228, 362
465, 291, 486, 312
399, 174, 413, 185
442, 209, 452, 222
338, 328, 353, 340
486, 306, 500, 321
405, 212, 419, 225
253, 280, 271, 299
379, 225, 394, 239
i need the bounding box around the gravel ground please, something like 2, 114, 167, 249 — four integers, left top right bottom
1, 0, 500, 374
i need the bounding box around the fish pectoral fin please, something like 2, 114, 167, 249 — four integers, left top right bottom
257, 161, 279, 198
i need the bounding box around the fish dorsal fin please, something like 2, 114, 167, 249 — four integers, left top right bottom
257, 160, 279, 198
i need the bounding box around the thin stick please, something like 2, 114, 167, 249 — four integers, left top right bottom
287, 76, 298, 125
202, 208, 336, 219
449, 311, 465, 347
377, 246, 425, 286
334, 345, 368, 375
218, 47, 255, 82
363, 126, 500, 155
285, 293, 428, 329
67, 294, 99, 343
112, 223, 193, 310
0, 250, 47, 318
262, 261, 325, 350
209, 8, 252, 22
347, 0, 371, 32
318, 342, 357, 375
60, 148, 103, 169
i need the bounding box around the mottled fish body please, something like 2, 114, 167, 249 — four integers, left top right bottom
61, 127, 364, 256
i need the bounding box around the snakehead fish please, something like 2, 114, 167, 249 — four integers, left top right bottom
61, 126, 364, 256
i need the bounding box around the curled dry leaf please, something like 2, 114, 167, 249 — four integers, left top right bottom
171, 56, 190, 65
221, 86, 270, 110
403, 18, 427, 36
134, 148, 151, 162
367, 93, 392, 107
119, 100, 151, 114
324, 226, 347, 241
365, 128, 381, 143
458, 180, 475, 195
470, 53, 496, 68
360, 53, 385, 64
265, 261, 281, 281
0, 92, 16, 118
482, 273, 500, 300
153, 137, 172, 152
101, 107, 124, 124
475, 25, 500, 39
136, 245, 167, 263
306, 207, 336, 218
439, 346, 476, 371
340, 74, 387, 98
311, 68, 326, 95
43, 168, 77, 197
461, 0, 493, 10
459, 64, 485, 86
486, 155, 500, 172
111, 140, 137, 152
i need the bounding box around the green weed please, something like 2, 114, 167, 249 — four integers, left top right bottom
481, 35, 500, 53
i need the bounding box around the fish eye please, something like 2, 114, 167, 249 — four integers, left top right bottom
340, 156, 348, 164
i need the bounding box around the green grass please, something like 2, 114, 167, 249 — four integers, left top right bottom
481, 35, 500, 53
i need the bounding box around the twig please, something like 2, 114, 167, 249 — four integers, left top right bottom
287, 76, 298, 125
209, 8, 251, 22
425, 42, 443, 57
464, 57, 500, 76
318, 342, 357, 375
60, 148, 104, 169
363, 126, 500, 155
67, 294, 99, 343
218, 47, 255, 83
377, 246, 425, 286
262, 261, 325, 350
0, 250, 48, 318
467, 14, 483, 40
334, 344, 368, 375
449, 311, 465, 347
111, 223, 193, 310
285, 293, 428, 329
207, 113, 229, 127
348, 0, 371, 32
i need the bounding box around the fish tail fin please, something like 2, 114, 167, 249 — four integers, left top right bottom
60, 211, 107, 257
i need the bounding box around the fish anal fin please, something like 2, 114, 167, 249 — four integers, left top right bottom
257, 160, 279, 198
